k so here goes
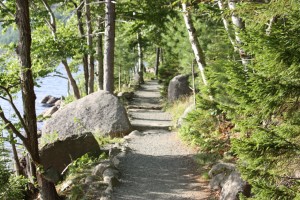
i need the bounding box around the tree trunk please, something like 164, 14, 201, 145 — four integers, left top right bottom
118, 64, 121, 91
10, 133, 23, 176
217, 0, 237, 51
137, 32, 144, 83
228, 0, 250, 66
182, 2, 208, 86
103, 0, 116, 93
266, 16, 276, 36
37, 173, 60, 200
25, 155, 36, 183
96, 11, 104, 90
73, 0, 89, 94
15, 1, 60, 199
160, 48, 164, 63
191, 60, 196, 106
42, 0, 81, 98
85, 0, 95, 94
62, 59, 81, 99
155, 47, 160, 77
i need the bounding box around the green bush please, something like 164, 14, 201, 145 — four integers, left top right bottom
179, 100, 230, 159
0, 139, 27, 200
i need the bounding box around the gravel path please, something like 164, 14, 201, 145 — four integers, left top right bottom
112, 80, 211, 200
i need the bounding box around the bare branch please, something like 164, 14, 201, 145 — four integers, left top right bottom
83, 31, 105, 37
50, 74, 68, 80
0, 106, 27, 142
0, 96, 9, 102
0, 85, 30, 136
70, 0, 84, 10
40, 0, 57, 37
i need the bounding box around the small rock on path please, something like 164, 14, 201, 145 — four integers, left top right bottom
112, 80, 211, 200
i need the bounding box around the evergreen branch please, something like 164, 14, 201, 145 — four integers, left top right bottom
259, 127, 300, 151
0, 106, 26, 142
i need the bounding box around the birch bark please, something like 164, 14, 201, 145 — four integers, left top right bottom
182, 3, 208, 86
228, 0, 250, 66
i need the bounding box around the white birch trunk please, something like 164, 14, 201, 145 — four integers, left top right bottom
217, 0, 237, 51
266, 17, 276, 36
182, 3, 208, 86
228, 0, 250, 66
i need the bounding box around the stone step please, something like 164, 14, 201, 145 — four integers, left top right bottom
131, 121, 171, 131
127, 105, 163, 110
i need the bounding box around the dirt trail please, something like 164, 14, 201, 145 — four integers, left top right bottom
112, 80, 211, 200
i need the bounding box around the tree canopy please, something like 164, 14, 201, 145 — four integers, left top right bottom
0, 0, 299, 199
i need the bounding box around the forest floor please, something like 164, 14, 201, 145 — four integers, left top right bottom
111, 80, 211, 200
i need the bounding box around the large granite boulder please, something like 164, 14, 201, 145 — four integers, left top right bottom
209, 162, 251, 200
133, 72, 144, 85
221, 171, 251, 200
42, 91, 132, 138
168, 75, 192, 102
177, 104, 195, 128
40, 95, 61, 107
40, 132, 101, 180
42, 106, 59, 118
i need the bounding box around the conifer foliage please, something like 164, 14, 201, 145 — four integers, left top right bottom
227, 2, 300, 198
0, 0, 299, 199
177, 0, 300, 199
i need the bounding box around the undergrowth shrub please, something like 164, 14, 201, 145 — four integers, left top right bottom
179, 108, 231, 159
59, 153, 108, 199
0, 138, 27, 200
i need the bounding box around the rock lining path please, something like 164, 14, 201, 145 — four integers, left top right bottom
112, 80, 211, 200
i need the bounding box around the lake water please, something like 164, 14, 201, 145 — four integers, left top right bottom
1, 63, 69, 145
1, 64, 69, 119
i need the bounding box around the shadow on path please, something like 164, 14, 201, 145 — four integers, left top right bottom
112, 80, 211, 199
113, 153, 209, 200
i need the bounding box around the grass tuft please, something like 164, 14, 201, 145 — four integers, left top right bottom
165, 96, 193, 127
